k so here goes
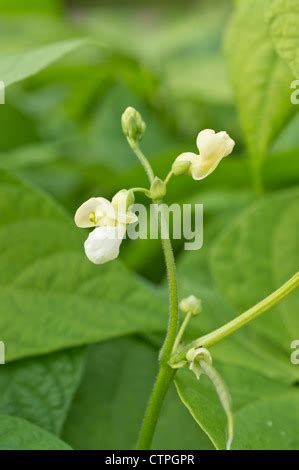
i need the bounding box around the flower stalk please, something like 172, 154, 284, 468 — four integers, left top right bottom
125, 136, 179, 450
170, 272, 299, 366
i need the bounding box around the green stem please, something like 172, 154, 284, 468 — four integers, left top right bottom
128, 137, 155, 184
172, 312, 192, 354
136, 365, 176, 449
137, 236, 178, 449
159, 236, 179, 362
171, 272, 298, 365
131, 187, 150, 196
127, 139, 179, 449
137, 213, 178, 449
164, 170, 173, 186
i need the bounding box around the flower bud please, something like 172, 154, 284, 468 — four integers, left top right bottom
186, 347, 212, 380
121, 106, 146, 140
179, 295, 202, 316
149, 177, 167, 200
172, 159, 191, 176
112, 189, 135, 211
173, 129, 235, 180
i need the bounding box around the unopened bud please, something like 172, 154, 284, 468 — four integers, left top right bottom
172, 159, 191, 176
112, 189, 135, 215
121, 106, 146, 141
179, 295, 202, 316
150, 177, 167, 200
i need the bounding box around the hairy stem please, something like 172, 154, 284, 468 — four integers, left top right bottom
137, 235, 178, 449
171, 272, 299, 365
127, 140, 179, 449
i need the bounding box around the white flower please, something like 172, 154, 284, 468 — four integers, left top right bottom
74, 191, 137, 229
84, 224, 126, 265
74, 197, 116, 228
111, 189, 136, 224
75, 190, 137, 265
174, 129, 235, 180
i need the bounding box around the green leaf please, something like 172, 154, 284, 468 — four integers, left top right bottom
211, 188, 299, 354
0, 414, 71, 450
177, 189, 254, 343
0, 170, 166, 362
267, 0, 299, 78
0, 348, 85, 434
0, 38, 92, 88
175, 188, 299, 449
176, 365, 299, 450
63, 337, 213, 450
225, 0, 294, 164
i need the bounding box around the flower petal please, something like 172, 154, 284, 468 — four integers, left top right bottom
190, 154, 223, 180
84, 225, 126, 265
196, 129, 235, 162
74, 197, 111, 228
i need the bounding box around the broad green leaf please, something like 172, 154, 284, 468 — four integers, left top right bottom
175, 188, 299, 449
0, 170, 166, 362
153, 384, 214, 450
0, 414, 71, 450
0, 348, 85, 434
267, 0, 299, 78
0, 38, 92, 88
176, 365, 299, 450
63, 337, 213, 450
225, 0, 294, 165
211, 189, 299, 353
176, 190, 272, 373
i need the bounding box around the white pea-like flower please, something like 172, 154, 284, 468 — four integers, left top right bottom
74, 190, 137, 265
75, 197, 116, 228
173, 129, 235, 180
74, 191, 137, 228
84, 224, 126, 265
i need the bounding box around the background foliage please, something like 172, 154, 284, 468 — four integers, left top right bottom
0, 0, 298, 449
